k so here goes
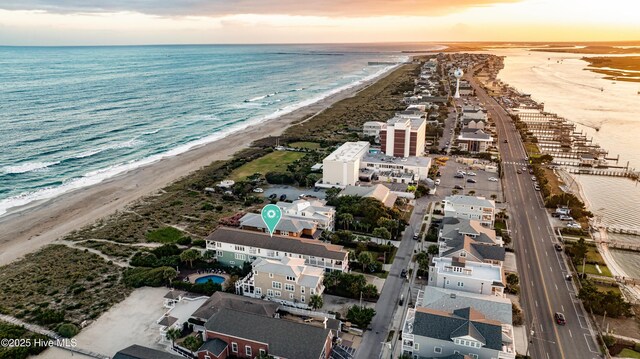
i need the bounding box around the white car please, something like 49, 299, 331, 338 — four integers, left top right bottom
488, 177, 499, 182
467, 172, 477, 176
567, 222, 581, 229
435, 179, 441, 186
457, 170, 466, 175
252, 188, 264, 193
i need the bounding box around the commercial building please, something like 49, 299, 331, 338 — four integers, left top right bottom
235, 257, 325, 309
321, 141, 370, 187
206, 227, 349, 272
361, 153, 432, 183
380, 116, 426, 157
443, 195, 496, 228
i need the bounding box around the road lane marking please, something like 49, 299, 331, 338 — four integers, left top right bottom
536, 300, 539, 307
584, 334, 597, 353
550, 266, 553, 272
561, 305, 565, 312
555, 284, 558, 290
569, 329, 573, 338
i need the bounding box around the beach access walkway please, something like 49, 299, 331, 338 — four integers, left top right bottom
595, 229, 640, 303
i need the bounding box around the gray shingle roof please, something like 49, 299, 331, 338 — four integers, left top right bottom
412, 307, 503, 351
198, 338, 228, 356
113, 345, 183, 359
204, 308, 331, 359
420, 286, 512, 325
191, 292, 279, 321
206, 227, 347, 261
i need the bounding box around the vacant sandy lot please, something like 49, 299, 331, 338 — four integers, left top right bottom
39, 287, 169, 358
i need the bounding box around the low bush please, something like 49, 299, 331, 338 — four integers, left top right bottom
57, 323, 79, 338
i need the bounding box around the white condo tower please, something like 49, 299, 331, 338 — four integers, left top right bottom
453, 68, 463, 99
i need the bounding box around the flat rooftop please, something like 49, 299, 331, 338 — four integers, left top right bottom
362, 152, 432, 167
324, 141, 370, 162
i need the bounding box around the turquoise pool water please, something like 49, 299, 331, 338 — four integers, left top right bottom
194, 275, 225, 284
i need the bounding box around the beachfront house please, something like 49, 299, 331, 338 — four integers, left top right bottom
339, 184, 398, 208
235, 257, 325, 309
238, 212, 321, 239
443, 195, 496, 228
277, 199, 336, 231
205, 227, 349, 272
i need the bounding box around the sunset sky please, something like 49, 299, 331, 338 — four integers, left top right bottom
0, 0, 639, 45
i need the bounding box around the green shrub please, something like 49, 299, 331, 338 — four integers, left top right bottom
176, 236, 192, 245
123, 267, 174, 287
146, 227, 184, 243
57, 323, 79, 338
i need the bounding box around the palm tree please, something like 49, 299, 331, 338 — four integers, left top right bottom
165, 327, 181, 347
179, 249, 200, 268
490, 194, 498, 200
323, 270, 341, 290
162, 267, 177, 285
358, 252, 373, 272
309, 294, 323, 310
339, 213, 354, 230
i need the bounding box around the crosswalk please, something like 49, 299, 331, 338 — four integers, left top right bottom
502, 161, 528, 166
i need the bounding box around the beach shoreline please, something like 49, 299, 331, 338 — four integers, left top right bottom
0, 63, 401, 267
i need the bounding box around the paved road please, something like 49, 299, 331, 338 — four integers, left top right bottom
468, 73, 601, 359
355, 198, 427, 359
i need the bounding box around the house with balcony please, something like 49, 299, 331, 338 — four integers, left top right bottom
428, 257, 505, 297
239, 212, 321, 239
197, 308, 334, 359
401, 306, 515, 359
440, 236, 505, 267
235, 257, 325, 309
443, 195, 495, 228
419, 286, 513, 325
277, 199, 336, 231
457, 129, 494, 153
205, 227, 348, 272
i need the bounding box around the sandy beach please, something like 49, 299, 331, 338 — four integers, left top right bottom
0, 65, 399, 267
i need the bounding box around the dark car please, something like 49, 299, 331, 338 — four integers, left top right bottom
454, 173, 465, 179
269, 193, 277, 199
516, 170, 522, 174
400, 269, 408, 278
413, 233, 420, 240
454, 185, 464, 190
555, 243, 563, 251
503, 139, 508, 143
467, 178, 477, 183
554, 312, 566, 325
279, 194, 287, 201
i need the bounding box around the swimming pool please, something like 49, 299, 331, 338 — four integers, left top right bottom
194, 275, 225, 285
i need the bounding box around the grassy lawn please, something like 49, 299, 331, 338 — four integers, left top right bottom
619, 349, 640, 358
578, 263, 613, 277
543, 168, 564, 197
494, 219, 507, 231
0, 245, 130, 332
525, 142, 540, 155
585, 247, 606, 265
594, 283, 621, 295
231, 151, 305, 180
288, 141, 321, 149
146, 226, 186, 243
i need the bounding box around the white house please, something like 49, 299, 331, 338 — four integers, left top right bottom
428, 256, 505, 297
457, 129, 494, 153
363, 121, 386, 142
277, 199, 336, 231
443, 195, 496, 228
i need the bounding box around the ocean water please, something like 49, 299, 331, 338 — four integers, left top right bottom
493, 48, 640, 277
0, 44, 432, 216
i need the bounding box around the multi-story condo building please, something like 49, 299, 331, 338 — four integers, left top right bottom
443, 195, 496, 228
321, 141, 370, 187
235, 257, 324, 308
379, 116, 426, 157
206, 227, 348, 272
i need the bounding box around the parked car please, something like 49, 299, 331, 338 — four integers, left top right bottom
279, 194, 287, 201
565, 274, 572, 281
467, 178, 477, 183
534, 185, 541, 191
559, 215, 573, 221
529, 169, 534, 174
554, 312, 566, 325
269, 193, 277, 199
434, 179, 441, 186
522, 166, 527, 171
567, 222, 582, 229
401, 269, 408, 278
551, 212, 560, 217
413, 233, 420, 240
488, 177, 499, 182
516, 170, 522, 174
454, 185, 464, 190
554, 243, 563, 251
454, 173, 465, 179
503, 139, 508, 143
252, 187, 264, 193
467, 172, 477, 176
456, 170, 466, 175
531, 176, 536, 181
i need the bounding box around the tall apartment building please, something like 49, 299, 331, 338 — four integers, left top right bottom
380, 117, 426, 157
321, 141, 370, 187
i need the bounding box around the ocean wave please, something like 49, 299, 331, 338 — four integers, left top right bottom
73, 138, 143, 159
1, 161, 60, 175
244, 92, 279, 103
0, 63, 399, 218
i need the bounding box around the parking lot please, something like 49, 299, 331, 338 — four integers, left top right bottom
434, 158, 503, 202
261, 185, 327, 201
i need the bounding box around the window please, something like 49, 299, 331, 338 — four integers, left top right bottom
470, 354, 478, 359
301, 295, 305, 303
269, 273, 274, 278
290, 293, 294, 299
285, 283, 295, 292
311, 288, 316, 295
245, 346, 252, 356
286, 275, 296, 281
414, 343, 419, 350
215, 242, 221, 247
255, 288, 262, 295
434, 347, 442, 353
216, 250, 223, 257
272, 281, 282, 289
267, 289, 274, 297
235, 253, 246, 260
229, 261, 235, 265
274, 291, 281, 297
446, 280, 450, 285
231, 342, 238, 353
300, 286, 305, 294
457, 281, 464, 287
234, 245, 245, 251
259, 349, 266, 356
